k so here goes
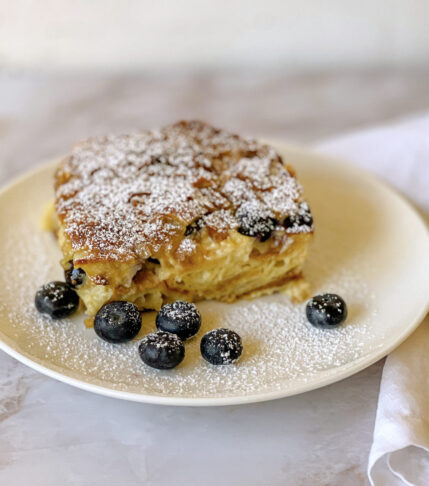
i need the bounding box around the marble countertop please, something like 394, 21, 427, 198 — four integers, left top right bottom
1, 69, 428, 486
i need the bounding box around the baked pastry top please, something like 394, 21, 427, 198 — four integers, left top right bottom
53, 120, 314, 316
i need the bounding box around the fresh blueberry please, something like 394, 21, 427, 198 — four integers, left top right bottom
156, 301, 201, 340
284, 202, 313, 230
306, 293, 347, 329
64, 261, 86, 288
236, 204, 277, 242
200, 328, 243, 365
138, 331, 185, 370
94, 301, 142, 343
35, 281, 79, 319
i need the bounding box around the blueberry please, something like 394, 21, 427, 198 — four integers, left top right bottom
185, 217, 204, 236
200, 328, 243, 365
35, 281, 79, 319
236, 204, 277, 242
284, 202, 313, 231
306, 293, 347, 329
94, 301, 142, 343
156, 301, 201, 340
138, 331, 185, 370
64, 261, 86, 288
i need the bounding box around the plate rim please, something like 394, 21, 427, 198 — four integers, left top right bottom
0, 146, 428, 406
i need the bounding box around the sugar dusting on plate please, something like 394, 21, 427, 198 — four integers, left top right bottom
0, 219, 379, 399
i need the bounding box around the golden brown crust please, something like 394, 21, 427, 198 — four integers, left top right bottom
53, 121, 314, 315
55, 120, 312, 265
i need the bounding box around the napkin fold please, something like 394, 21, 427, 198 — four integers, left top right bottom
317, 114, 429, 486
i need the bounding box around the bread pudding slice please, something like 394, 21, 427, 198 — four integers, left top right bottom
53, 121, 314, 316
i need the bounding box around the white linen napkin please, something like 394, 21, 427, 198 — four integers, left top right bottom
316, 114, 429, 486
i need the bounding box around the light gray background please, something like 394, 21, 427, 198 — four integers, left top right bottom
2, 1, 429, 69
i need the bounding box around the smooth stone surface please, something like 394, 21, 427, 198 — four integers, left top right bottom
0, 351, 382, 485
1, 69, 428, 484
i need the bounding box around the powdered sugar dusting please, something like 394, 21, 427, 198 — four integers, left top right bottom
158, 301, 200, 325
176, 238, 196, 259
55, 121, 311, 262
0, 216, 379, 399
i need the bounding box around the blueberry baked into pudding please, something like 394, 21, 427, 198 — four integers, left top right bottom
43, 120, 314, 319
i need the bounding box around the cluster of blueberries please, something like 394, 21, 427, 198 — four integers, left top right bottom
184, 201, 313, 244
95, 299, 243, 369
35, 263, 348, 371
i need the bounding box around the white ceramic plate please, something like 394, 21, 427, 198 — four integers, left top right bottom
0, 144, 428, 406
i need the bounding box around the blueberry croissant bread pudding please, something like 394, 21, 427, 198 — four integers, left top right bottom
46, 121, 314, 317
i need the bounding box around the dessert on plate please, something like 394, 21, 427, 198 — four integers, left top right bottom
45, 120, 314, 317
